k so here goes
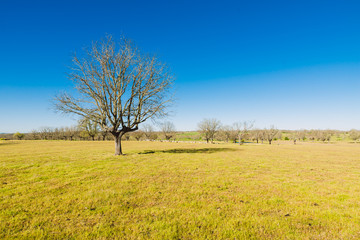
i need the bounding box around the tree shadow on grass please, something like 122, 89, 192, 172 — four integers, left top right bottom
0, 141, 20, 146
139, 147, 239, 154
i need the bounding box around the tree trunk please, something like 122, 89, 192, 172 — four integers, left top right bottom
239, 136, 243, 145
269, 139, 272, 145
114, 135, 123, 155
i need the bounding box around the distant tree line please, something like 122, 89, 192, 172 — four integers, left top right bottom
2, 118, 360, 144
198, 118, 360, 144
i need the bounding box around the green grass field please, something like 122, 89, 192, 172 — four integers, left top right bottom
1, 140, 360, 239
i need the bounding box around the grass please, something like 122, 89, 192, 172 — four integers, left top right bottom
1, 140, 360, 239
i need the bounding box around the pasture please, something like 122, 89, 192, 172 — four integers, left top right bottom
1, 140, 360, 239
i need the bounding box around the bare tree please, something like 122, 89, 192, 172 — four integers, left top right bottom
133, 130, 144, 141
142, 124, 158, 141
53, 127, 66, 140
123, 133, 131, 141
265, 126, 279, 145
38, 127, 52, 140
55, 36, 174, 155
99, 130, 109, 141
219, 125, 237, 142
233, 121, 254, 145
28, 130, 39, 140
198, 118, 221, 143
250, 129, 263, 144
79, 118, 99, 141
65, 126, 78, 141
315, 130, 332, 143
291, 131, 300, 145
349, 129, 360, 143
160, 121, 176, 140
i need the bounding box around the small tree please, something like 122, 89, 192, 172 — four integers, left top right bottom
123, 133, 131, 141
265, 126, 279, 145
55, 36, 174, 155
28, 130, 39, 140
65, 126, 78, 141
160, 121, 176, 140
233, 121, 254, 145
143, 124, 158, 141
219, 125, 237, 142
99, 130, 109, 141
291, 131, 300, 145
349, 129, 360, 143
133, 130, 144, 141
38, 127, 52, 140
13, 132, 25, 140
79, 130, 89, 140
198, 118, 221, 143
251, 129, 263, 144
79, 118, 99, 141
317, 130, 332, 143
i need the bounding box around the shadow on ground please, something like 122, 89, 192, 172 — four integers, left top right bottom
0, 141, 20, 146
139, 147, 239, 154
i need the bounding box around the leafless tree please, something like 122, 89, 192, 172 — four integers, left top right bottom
65, 126, 78, 141
291, 131, 301, 145
99, 130, 108, 141
313, 130, 332, 143
123, 133, 131, 141
53, 127, 66, 140
132, 130, 144, 141
38, 127, 52, 140
28, 130, 39, 140
219, 125, 236, 142
250, 129, 263, 144
233, 121, 254, 145
198, 118, 221, 143
264, 126, 279, 145
54, 36, 174, 155
160, 121, 176, 140
79, 118, 99, 141
349, 129, 360, 143
298, 130, 306, 141
142, 124, 158, 140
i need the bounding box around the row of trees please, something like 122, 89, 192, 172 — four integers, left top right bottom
8, 121, 176, 142
198, 119, 281, 144
8, 118, 360, 144
198, 119, 360, 144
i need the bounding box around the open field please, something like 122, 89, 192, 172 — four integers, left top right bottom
1, 140, 360, 239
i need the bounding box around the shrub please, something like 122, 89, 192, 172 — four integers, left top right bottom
13, 132, 25, 140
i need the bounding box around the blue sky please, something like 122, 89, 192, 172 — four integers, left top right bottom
1, 0, 360, 132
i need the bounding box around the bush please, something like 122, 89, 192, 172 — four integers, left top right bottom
13, 132, 25, 140
284, 137, 289, 140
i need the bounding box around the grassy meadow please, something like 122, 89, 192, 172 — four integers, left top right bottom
1, 140, 360, 239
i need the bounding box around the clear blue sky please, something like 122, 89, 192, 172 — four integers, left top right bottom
1, 0, 360, 132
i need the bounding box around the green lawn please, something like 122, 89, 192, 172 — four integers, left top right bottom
1, 140, 360, 239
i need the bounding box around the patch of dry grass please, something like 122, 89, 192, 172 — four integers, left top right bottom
1, 140, 360, 239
